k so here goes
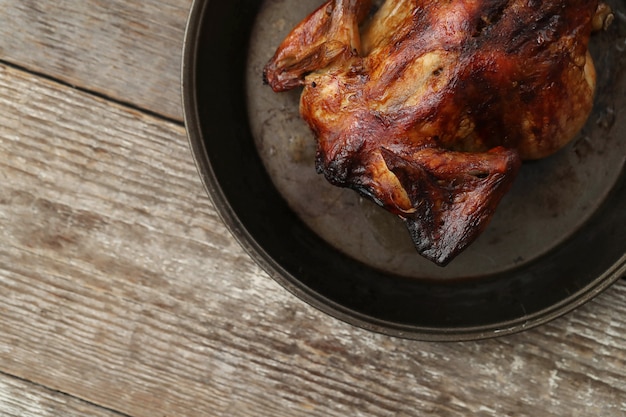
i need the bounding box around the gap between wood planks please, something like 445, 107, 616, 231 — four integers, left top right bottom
0, 58, 185, 128
0, 369, 133, 417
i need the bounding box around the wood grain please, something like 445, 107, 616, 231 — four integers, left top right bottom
0, 0, 192, 120
1, 62, 626, 417
0, 373, 124, 417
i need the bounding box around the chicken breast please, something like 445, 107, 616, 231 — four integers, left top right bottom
264, 0, 609, 265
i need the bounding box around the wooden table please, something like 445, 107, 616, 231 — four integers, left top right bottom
1, 1, 625, 416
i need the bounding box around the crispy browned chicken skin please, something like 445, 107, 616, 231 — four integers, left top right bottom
264, 0, 607, 265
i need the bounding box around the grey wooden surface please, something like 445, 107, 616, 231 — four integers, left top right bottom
0, 1, 625, 416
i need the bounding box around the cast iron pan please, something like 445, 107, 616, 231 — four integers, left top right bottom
182, 0, 626, 341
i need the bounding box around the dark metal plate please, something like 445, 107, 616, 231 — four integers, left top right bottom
183, 0, 626, 341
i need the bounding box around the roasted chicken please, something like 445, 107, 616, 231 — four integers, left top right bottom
263, 0, 610, 265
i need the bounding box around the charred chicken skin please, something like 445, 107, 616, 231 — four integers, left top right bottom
263, 0, 609, 265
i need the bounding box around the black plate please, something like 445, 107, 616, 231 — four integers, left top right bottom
182, 0, 626, 341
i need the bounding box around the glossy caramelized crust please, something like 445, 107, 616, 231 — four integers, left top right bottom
264, 0, 603, 265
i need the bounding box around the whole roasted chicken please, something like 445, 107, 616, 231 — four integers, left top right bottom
263, 0, 611, 265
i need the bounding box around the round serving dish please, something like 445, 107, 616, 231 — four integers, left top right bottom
182, 0, 626, 341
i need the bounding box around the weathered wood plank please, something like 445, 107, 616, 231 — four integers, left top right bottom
0, 373, 124, 417
1, 64, 626, 417
0, 0, 192, 120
